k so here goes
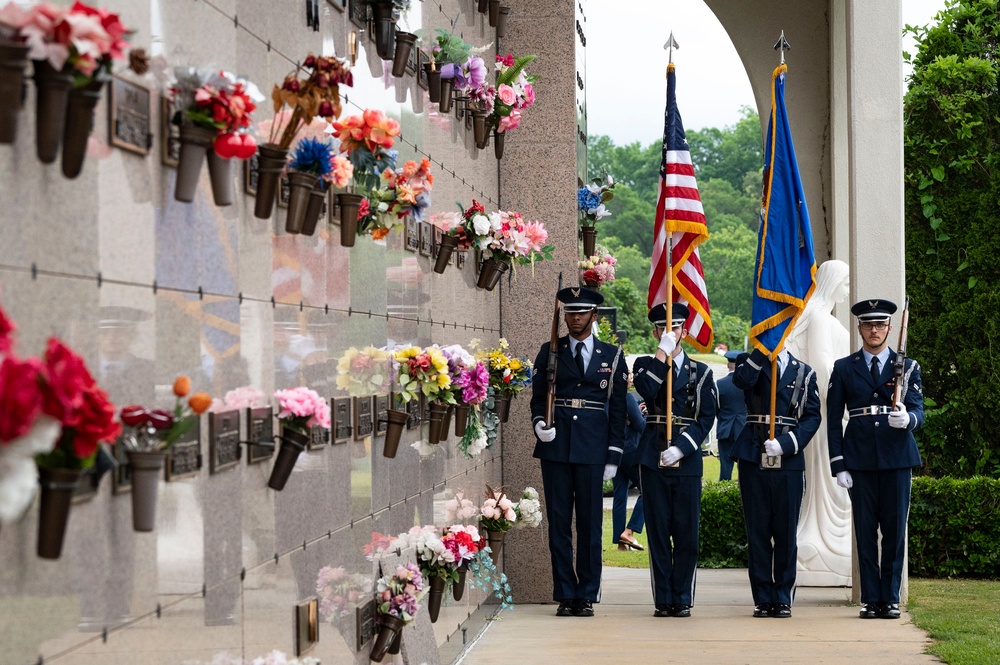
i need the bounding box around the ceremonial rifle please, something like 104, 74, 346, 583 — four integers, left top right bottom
892, 296, 910, 410
544, 273, 563, 428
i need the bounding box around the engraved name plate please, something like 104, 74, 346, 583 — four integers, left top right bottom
355, 598, 376, 652
353, 396, 374, 440
295, 597, 319, 656
333, 397, 352, 443
308, 424, 330, 450
374, 394, 390, 435
209, 411, 241, 474
419, 221, 433, 256
109, 75, 152, 155
405, 216, 420, 252
166, 425, 201, 480
247, 406, 275, 464
405, 397, 419, 430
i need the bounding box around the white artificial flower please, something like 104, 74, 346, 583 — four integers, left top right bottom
0, 416, 61, 525
472, 214, 491, 236
588, 203, 612, 220
488, 211, 503, 232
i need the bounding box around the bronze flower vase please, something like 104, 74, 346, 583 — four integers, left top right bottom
174, 125, 215, 202
0, 43, 29, 143
583, 279, 600, 289
427, 400, 450, 444
206, 149, 234, 206
472, 110, 489, 149
284, 171, 317, 234
494, 394, 512, 423
433, 234, 459, 273
371, 2, 396, 60
453, 561, 468, 600
268, 427, 309, 491
423, 62, 442, 103
126, 450, 167, 532
336, 192, 363, 247
36, 467, 83, 559
496, 6, 510, 38
483, 526, 506, 566
477, 0, 488, 13
454, 404, 471, 437
32, 60, 74, 164
61, 76, 107, 179
427, 576, 446, 623
383, 409, 409, 458
488, 0, 501, 27
438, 76, 455, 113
581, 226, 598, 259
253, 142, 289, 219
301, 180, 327, 236
476, 257, 509, 291
493, 129, 505, 159
391, 31, 416, 77
370, 615, 405, 662
387, 626, 402, 655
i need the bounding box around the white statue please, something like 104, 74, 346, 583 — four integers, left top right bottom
786, 259, 853, 586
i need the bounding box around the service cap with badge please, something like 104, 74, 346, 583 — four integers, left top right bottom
850, 299, 897, 322
647, 302, 689, 328
558, 286, 604, 313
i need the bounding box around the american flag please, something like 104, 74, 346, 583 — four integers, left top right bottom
647, 63, 713, 351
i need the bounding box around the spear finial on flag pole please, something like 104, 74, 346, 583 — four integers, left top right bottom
773, 30, 790, 65
664, 31, 679, 66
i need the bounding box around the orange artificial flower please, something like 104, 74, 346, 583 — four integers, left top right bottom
188, 392, 212, 414
173, 376, 191, 397
370, 227, 391, 240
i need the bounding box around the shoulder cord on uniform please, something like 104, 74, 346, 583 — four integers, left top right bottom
781, 364, 809, 434
606, 346, 622, 401
899, 360, 917, 402
685, 357, 698, 417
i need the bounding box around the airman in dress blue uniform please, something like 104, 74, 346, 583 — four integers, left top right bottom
633, 302, 717, 618
730, 345, 821, 618
530, 286, 628, 618
715, 350, 748, 481
827, 299, 923, 620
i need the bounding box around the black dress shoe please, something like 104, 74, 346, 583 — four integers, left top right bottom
556, 600, 575, 617
574, 600, 594, 617
671, 604, 691, 618
753, 604, 771, 618
653, 605, 671, 618
859, 603, 880, 619
880, 603, 900, 619
771, 604, 792, 618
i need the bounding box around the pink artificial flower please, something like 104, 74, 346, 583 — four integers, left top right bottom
497, 108, 521, 133
329, 154, 353, 188
497, 84, 516, 107
522, 83, 535, 107
522, 220, 548, 251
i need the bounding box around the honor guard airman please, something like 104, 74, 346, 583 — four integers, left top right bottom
632, 302, 717, 618
730, 345, 821, 618
827, 299, 923, 620
530, 286, 628, 618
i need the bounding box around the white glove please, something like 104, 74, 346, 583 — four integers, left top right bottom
603, 464, 618, 482
660, 446, 683, 466
657, 331, 677, 356
836, 470, 853, 489
888, 403, 909, 429
534, 421, 556, 442
763, 438, 783, 457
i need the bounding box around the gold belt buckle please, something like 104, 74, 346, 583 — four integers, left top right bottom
571, 398, 583, 409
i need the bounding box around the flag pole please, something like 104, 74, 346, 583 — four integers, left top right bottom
661, 42, 678, 467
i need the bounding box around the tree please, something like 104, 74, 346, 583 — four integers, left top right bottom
598, 185, 657, 255
904, 0, 1000, 478
686, 107, 764, 192
600, 236, 650, 287
601, 277, 656, 355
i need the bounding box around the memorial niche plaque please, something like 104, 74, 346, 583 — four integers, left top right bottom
166, 424, 201, 481
404, 216, 420, 252
160, 97, 180, 167
326, 0, 346, 11
295, 597, 320, 657
355, 598, 376, 652
456, 250, 466, 270
109, 75, 152, 155
405, 396, 419, 430
353, 396, 374, 440
209, 410, 241, 474
348, 0, 367, 28
419, 221, 433, 256
332, 397, 352, 443
307, 424, 329, 450
246, 406, 275, 464
111, 436, 132, 494
416, 50, 428, 90
374, 394, 390, 435
244, 152, 259, 196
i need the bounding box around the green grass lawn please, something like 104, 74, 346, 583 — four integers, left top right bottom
908, 578, 1000, 664
602, 508, 650, 569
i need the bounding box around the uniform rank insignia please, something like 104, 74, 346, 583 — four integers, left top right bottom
600, 380, 608, 389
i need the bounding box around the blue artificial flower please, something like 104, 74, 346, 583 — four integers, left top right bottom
578, 187, 601, 211
288, 137, 335, 178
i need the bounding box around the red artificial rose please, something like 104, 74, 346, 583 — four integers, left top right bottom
148, 409, 174, 430
119, 404, 149, 427
583, 269, 599, 284
0, 304, 15, 355
0, 355, 43, 443
464, 200, 485, 217
40, 338, 97, 428
71, 384, 121, 459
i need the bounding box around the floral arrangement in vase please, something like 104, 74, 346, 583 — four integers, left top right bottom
268, 386, 331, 491
391, 525, 461, 582
392, 345, 454, 406
283, 136, 348, 235
477, 338, 532, 398
358, 158, 434, 240
578, 245, 617, 288
364, 531, 395, 561
514, 486, 543, 528
481, 210, 552, 265
442, 489, 479, 523
118, 376, 211, 452
220, 386, 266, 411
315, 565, 369, 623
371, 562, 425, 660
335, 346, 392, 397
489, 53, 537, 134
578, 173, 615, 227
450, 354, 490, 458
479, 484, 517, 534
170, 69, 261, 160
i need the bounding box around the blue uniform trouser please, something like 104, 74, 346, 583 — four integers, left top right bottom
850, 468, 912, 604
540, 459, 604, 602
717, 437, 736, 480
737, 460, 804, 607
612, 452, 644, 541
639, 467, 701, 607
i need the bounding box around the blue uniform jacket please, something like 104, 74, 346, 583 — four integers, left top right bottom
827, 349, 923, 473
530, 335, 628, 466
715, 372, 746, 441
730, 348, 821, 470
623, 392, 645, 456
632, 353, 717, 476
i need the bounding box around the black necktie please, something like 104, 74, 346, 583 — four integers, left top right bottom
870, 357, 880, 385
575, 343, 586, 376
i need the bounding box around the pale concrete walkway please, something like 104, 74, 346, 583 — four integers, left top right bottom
456, 567, 938, 665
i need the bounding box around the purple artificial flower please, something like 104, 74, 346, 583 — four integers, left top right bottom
462, 56, 487, 91
456, 361, 489, 405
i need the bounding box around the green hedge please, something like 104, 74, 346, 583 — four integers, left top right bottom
699, 480, 746, 568
910, 476, 1000, 578
696, 476, 1000, 578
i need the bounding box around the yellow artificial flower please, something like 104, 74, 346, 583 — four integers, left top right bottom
498, 338, 510, 350
509, 358, 523, 371
337, 347, 360, 373
395, 346, 421, 360
437, 372, 451, 389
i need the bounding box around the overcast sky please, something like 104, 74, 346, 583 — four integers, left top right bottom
586, 0, 949, 146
